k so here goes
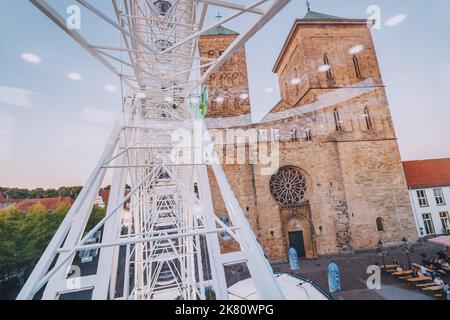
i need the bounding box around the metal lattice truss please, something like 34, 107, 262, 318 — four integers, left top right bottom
18, 0, 290, 300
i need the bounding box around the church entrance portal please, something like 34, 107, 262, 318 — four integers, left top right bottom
288, 231, 306, 258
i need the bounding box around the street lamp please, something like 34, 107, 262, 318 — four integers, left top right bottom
399, 237, 412, 270
375, 240, 388, 270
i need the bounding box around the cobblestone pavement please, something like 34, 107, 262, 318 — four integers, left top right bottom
269, 242, 447, 300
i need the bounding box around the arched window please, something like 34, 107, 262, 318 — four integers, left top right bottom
303, 128, 312, 141
353, 55, 362, 79
333, 108, 342, 132
284, 81, 289, 97
323, 53, 333, 80
376, 217, 384, 232
364, 107, 373, 130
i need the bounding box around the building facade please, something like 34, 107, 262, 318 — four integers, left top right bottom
403, 159, 450, 237
200, 10, 418, 262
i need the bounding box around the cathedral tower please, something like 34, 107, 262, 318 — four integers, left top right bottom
254, 10, 418, 259
199, 26, 251, 118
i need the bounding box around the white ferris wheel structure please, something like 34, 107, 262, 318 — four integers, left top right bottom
17, 0, 291, 300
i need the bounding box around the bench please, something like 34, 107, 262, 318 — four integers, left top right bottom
407, 276, 432, 282
392, 270, 413, 276
416, 283, 435, 288
422, 285, 443, 291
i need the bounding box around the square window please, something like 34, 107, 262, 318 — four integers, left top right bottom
416, 190, 428, 207
433, 188, 446, 206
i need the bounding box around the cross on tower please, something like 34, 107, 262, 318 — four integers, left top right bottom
215, 11, 223, 22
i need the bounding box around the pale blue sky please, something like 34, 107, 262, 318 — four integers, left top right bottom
0, 0, 449, 188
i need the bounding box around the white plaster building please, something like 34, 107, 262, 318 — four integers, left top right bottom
403, 159, 450, 238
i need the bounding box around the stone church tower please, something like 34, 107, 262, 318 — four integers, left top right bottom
199, 26, 251, 118
200, 11, 418, 262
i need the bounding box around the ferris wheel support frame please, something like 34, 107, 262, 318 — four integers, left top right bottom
18, 0, 291, 301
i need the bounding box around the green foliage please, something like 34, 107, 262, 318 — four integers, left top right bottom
205, 289, 216, 300
86, 205, 106, 232
0, 203, 105, 280
0, 205, 67, 279
0, 186, 82, 200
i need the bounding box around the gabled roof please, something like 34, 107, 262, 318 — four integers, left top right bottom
302, 10, 344, 20
402, 158, 450, 189
203, 25, 239, 36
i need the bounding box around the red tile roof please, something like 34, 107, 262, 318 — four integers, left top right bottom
15, 197, 73, 212
402, 158, 450, 189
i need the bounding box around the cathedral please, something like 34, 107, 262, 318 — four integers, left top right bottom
199, 10, 418, 262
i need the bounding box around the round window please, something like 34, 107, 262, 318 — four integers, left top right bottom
269, 166, 307, 207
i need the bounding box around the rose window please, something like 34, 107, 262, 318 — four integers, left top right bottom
270, 166, 307, 207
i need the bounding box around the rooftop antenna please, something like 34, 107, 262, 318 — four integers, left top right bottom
306, 0, 311, 12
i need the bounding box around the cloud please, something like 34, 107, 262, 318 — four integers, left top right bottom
385, 14, 407, 27
0, 86, 38, 108
318, 64, 331, 73
104, 85, 117, 92
67, 72, 83, 81
349, 44, 364, 55
21, 53, 42, 64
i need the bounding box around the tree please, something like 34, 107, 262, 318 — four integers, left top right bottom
0, 202, 102, 280
29, 188, 46, 199
86, 205, 106, 231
